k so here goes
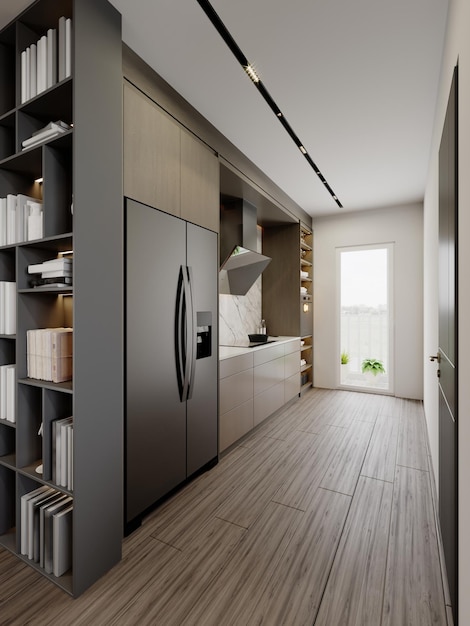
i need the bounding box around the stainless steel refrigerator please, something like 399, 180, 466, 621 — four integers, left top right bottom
125, 198, 218, 528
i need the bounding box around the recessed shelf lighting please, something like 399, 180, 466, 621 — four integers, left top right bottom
34, 177, 43, 183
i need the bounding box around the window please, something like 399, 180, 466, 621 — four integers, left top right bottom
338, 244, 393, 393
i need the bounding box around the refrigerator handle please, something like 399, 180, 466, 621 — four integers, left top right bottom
185, 266, 197, 400
175, 266, 187, 402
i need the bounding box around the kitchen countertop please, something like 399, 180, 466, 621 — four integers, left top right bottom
219, 336, 300, 360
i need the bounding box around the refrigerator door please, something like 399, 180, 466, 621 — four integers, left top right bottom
186, 222, 218, 476
126, 199, 187, 523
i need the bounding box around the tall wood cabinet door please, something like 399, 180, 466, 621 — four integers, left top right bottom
123, 82, 181, 215
181, 129, 219, 232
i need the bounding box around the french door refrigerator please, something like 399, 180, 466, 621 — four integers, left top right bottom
125, 198, 218, 529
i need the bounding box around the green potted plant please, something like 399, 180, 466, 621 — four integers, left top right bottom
340, 352, 349, 365
361, 358, 385, 376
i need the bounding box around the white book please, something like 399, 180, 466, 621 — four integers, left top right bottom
4, 282, 16, 335
6, 194, 16, 245
43, 496, 72, 572
29, 488, 57, 562
20, 485, 50, 556
58, 17, 66, 81
39, 492, 68, 568
22, 126, 67, 149
28, 258, 71, 274
53, 503, 73, 577
37, 35, 47, 95
61, 420, 73, 487
0, 364, 8, 419
41, 328, 52, 381
46, 28, 57, 89
55, 416, 73, 484
16, 195, 38, 244
21, 50, 27, 103
5, 364, 15, 423
41, 269, 73, 279
0, 197, 6, 246
27, 202, 43, 241
68, 424, 73, 491
30, 43, 37, 99
65, 18, 72, 78
25, 47, 30, 102
26, 329, 34, 378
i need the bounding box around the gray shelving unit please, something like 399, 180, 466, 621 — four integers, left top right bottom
0, 0, 123, 596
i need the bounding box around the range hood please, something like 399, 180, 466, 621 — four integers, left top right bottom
219, 199, 271, 296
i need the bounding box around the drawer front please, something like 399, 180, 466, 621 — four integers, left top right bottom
253, 381, 285, 427
284, 338, 301, 355
219, 399, 254, 452
253, 343, 285, 367
220, 369, 254, 414
220, 352, 254, 379
285, 372, 300, 402
285, 350, 301, 379
254, 356, 284, 396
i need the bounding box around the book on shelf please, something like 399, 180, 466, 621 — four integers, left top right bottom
0, 364, 15, 422
20, 17, 71, 105
28, 257, 72, 274
53, 503, 73, 577
43, 496, 73, 574
22, 121, 71, 150
29, 276, 72, 289
27, 328, 73, 383
39, 492, 70, 568
0, 195, 43, 245
0, 281, 16, 335
20, 485, 52, 556
30, 488, 61, 562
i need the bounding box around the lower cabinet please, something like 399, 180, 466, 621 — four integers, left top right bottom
219, 339, 300, 452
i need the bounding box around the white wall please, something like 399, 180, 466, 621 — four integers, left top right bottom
313, 203, 423, 400
423, 0, 470, 620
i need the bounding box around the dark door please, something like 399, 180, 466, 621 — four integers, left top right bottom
438, 66, 458, 617
186, 222, 218, 475
126, 199, 187, 523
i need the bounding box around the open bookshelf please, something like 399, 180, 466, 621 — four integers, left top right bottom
262, 222, 314, 392
0, 0, 123, 597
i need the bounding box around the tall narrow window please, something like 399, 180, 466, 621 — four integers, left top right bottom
339, 244, 393, 393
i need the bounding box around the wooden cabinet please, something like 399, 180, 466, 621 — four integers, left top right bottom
124, 83, 219, 232
181, 129, 219, 232
262, 224, 314, 392
219, 339, 300, 452
123, 82, 181, 217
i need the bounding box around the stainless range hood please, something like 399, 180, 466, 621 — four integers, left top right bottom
219, 199, 271, 296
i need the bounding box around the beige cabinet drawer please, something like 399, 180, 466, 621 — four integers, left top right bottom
284, 338, 301, 355
254, 356, 284, 396
220, 368, 254, 414
285, 372, 300, 402
254, 381, 285, 427
285, 350, 300, 379
253, 343, 285, 367
220, 352, 254, 379
219, 399, 254, 452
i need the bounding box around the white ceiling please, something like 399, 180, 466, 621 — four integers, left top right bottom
1, 0, 449, 217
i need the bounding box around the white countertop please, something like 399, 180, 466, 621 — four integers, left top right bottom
219, 336, 300, 360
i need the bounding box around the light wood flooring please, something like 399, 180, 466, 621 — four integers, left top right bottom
0, 388, 453, 625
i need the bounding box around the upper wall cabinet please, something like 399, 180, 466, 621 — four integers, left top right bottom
123, 81, 219, 233
180, 129, 219, 232
123, 82, 180, 217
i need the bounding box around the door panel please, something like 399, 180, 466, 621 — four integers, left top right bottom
438, 66, 458, 617
126, 199, 187, 523
186, 222, 218, 475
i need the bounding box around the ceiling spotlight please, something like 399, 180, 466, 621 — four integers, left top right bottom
299, 145, 307, 155
244, 64, 260, 83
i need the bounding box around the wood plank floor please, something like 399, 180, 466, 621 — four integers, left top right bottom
0, 388, 452, 625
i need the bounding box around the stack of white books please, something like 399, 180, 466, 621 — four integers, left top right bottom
0, 281, 16, 335
52, 416, 74, 491
0, 363, 15, 423
0, 195, 43, 245
22, 120, 71, 151
20, 485, 73, 577
20, 16, 72, 104
27, 327, 73, 383
28, 256, 72, 288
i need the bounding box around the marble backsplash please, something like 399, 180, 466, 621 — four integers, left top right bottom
219, 276, 262, 345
